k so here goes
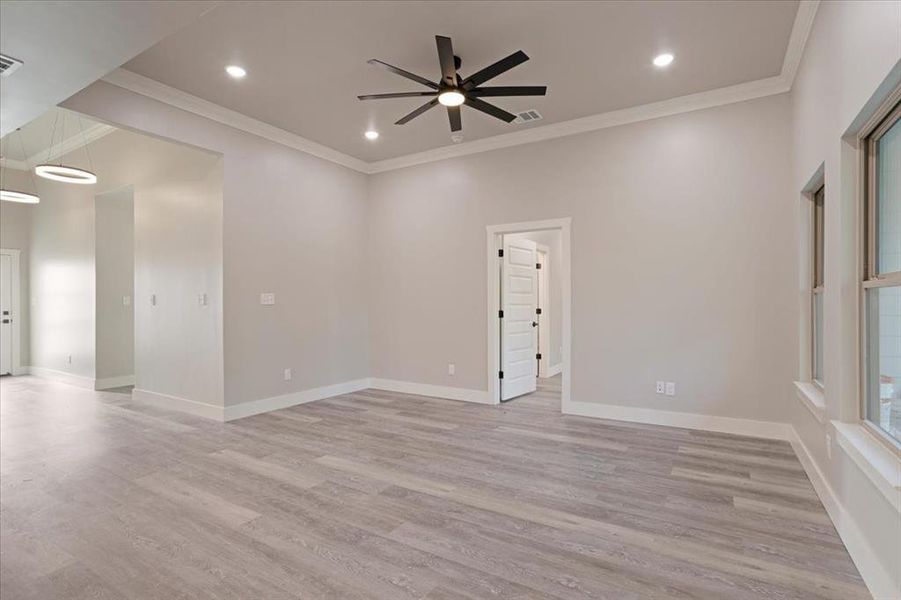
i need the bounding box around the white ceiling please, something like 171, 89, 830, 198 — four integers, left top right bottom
0, 108, 108, 166
122, 0, 800, 163
0, 0, 217, 137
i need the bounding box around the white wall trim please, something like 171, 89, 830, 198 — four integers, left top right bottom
781, 1, 821, 89
101, 69, 370, 174
132, 388, 225, 421
789, 426, 899, 600
0, 249, 22, 375
544, 363, 563, 378
794, 381, 827, 424
832, 421, 901, 512
99, 3, 819, 178
94, 374, 135, 390
26, 366, 95, 389
487, 218, 572, 407
562, 399, 793, 441
368, 378, 492, 405
223, 378, 370, 421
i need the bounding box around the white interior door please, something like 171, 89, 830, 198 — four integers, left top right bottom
0, 254, 11, 375
501, 237, 538, 400
536, 248, 549, 378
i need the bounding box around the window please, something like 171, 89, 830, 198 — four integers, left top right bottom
863, 100, 901, 445
812, 184, 825, 387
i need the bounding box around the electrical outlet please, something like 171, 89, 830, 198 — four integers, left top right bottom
284, 368, 292, 381
260, 293, 276, 306
665, 382, 676, 396
122, 295, 131, 307
198, 293, 208, 306
655, 381, 665, 394
826, 433, 832, 459
448, 363, 455, 376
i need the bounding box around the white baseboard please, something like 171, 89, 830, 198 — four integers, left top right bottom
26, 366, 95, 390
562, 399, 792, 440
95, 374, 135, 390
543, 363, 563, 378
788, 427, 898, 600
132, 388, 225, 421
223, 378, 370, 422
368, 378, 493, 404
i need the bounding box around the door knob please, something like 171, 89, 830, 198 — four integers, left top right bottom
531, 321, 537, 327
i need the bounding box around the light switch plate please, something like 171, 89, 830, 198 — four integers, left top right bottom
284, 368, 292, 381
448, 363, 455, 376
665, 382, 676, 396
260, 293, 276, 306
150, 294, 156, 306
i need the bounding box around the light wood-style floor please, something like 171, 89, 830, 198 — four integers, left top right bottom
0, 375, 868, 599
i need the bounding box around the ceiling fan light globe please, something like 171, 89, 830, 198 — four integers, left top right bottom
438, 91, 465, 107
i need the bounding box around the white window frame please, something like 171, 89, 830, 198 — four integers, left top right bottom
860, 94, 901, 453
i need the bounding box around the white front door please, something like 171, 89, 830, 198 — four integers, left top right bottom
0, 254, 11, 375
501, 237, 538, 400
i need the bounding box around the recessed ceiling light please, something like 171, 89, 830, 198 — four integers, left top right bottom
364, 130, 379, 140
438, 90, 465, 107
653, 53, 674, 68
225, 65, 247, 78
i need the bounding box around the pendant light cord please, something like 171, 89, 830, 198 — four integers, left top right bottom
46, 109, 60, 165
76, 114, 95, 174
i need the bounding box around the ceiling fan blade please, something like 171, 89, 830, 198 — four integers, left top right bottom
358, 92, 437, 100
435, 35, 457, 87
395, 98, 440, 125
462, 50, 529, 90
367, 59, 439, 90
447, 105, 462, 132
468, 86, 547, 97
464, 97, 517, 123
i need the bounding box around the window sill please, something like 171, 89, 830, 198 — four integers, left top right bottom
794, 381, 827, 424
832, 421, 901, 513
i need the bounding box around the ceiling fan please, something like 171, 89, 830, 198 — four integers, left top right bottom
358, 35, 547, 133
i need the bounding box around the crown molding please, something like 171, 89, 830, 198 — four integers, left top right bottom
367, 75, 790, 173
101, 68, 371, 174
101, 3, 818, 175
1, 122, 116, 171
781, 1, 820, 89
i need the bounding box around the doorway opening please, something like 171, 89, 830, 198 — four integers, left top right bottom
486, 218, 571, 408
0, 249, 21, 376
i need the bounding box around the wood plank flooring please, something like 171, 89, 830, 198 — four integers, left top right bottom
0, 375, 869, 599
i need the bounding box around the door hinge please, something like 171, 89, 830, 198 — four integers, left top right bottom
536, 263, 542, 269
498, 370, 504, 379
498, 249, 504, 258
498, 309, 504, 318
536, 353, 542, 360
535, 307, 542, 315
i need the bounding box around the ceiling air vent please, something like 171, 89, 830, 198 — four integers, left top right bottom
0, 54, 23, 77
514, 109, 542, 124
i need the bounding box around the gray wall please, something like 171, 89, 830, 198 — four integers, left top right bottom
367, 93, 795, 423
94, 186, 134, 382
64, 81, 370, 408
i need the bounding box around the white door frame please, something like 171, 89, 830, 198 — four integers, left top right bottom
535, 244, 550, 378
0, 248, 22, 375
486, 218, 571, 407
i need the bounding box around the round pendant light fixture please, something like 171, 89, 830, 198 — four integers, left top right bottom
33, 109, 98, 186
34, 164, 97, 184
0, 189, 40, 204
0, 128, 41, 204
